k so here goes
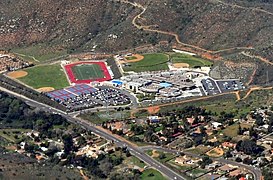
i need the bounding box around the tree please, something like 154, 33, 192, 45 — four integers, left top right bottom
62, 134, 73, 153
99, 160, 113, 176
159, 153, 166, 159
238, 125, 243, 135
235, 157, 242, 162
236, 140, 263, 155
224, 151, 233, 158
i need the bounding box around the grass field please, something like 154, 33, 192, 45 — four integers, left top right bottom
79, 111, 131, 124
223, 123, 252, 138
146, 150, 176, 163
72, 64, 104, 80
184, 146, 211, 155
18, 64, 69, 89
170, 53, 213, 67
140, 169, 167, 180
11, 44, 67, 63
123, 53, 169, 72
128, 156, 146, 168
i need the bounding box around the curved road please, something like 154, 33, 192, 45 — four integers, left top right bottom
140, 146, 262, 180
0, 86, 186, 180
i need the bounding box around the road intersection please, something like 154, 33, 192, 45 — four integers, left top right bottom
0, 86, 262, 180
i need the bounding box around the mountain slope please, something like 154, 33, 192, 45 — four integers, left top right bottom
0, 0, 272, 60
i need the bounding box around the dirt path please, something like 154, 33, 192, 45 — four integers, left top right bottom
117, 0, 273, 68
235, 91, 241, 101
131, 86, 272, 116
215, 0, 273, 16
246, 66, 257, 86
242, 86, 273, 100
241, 52, 273, 66
13, 52, 39, 62
117, 0, 253, 57
131, 91, 239, 116
79, 170, 89, 180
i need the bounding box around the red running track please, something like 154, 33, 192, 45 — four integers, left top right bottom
64, 61, 112, 84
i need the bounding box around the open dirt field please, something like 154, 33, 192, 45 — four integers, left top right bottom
147, 106, 160, 114
37, 87, 55, 92
206, 147, 224, 157
151, 150, 160, 158
173, 63, 190, 68
7, 71, 28, 78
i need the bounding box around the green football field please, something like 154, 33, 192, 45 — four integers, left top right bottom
71, 64, 105, 80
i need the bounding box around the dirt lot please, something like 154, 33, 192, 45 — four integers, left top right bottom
7, 71, 28, 78
173, 63, 190, 68
37, 87, 55, 92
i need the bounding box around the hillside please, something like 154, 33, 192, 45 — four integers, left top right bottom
0, 0, 272, 53
0, 0, 273, 84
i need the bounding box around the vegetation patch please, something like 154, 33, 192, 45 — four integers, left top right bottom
18, 64, 69, 90
140, 169, 167, 180
223, 123, 252, 138
79, 110, 131, 124
146, 150, 176, 163
184, 146, 211, 155
11, 44, 67, 63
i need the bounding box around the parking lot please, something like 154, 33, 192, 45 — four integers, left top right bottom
201, 78, 221, 95
47, 85, 131, 111
217, 80, 245, 93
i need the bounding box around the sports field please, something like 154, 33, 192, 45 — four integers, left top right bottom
123, 53, 169, 72
72, 64, 104, 80
170, 53, 213, 67
64, 62, 111, 84
18, 64, 69, 89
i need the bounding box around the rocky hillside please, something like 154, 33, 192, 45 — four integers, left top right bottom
0, 0, 272, 59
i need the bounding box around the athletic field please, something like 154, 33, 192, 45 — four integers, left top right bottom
64, 62, 112, 84
18, 64, 69, 90
71, 64, 105, 80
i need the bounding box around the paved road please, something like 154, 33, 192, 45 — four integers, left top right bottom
0, 86, 262, 180
0, 86, 187, 180
140, 146, 262, 180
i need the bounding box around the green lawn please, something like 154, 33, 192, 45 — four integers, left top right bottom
72, 64, 104, 80
141, 169, 167, 180
145, 150, 176, 163
129, 156, 146, 168
11, 44, 67, 63
18, 64, 69, 89
123, 53, 169, 72
170, 53, 213, 67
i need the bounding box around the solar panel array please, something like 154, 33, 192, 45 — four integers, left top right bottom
47, 84, 97, 101
66, 84, 97, 95
47, 89, 76, 101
